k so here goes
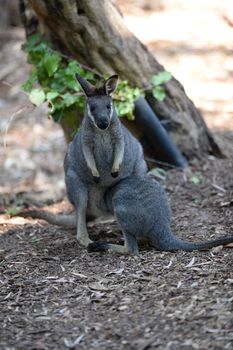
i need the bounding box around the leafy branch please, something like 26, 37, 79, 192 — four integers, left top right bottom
22, 34, 172, 136
151, 71, 172, 101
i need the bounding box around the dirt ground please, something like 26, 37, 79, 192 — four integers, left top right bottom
0, 1, 233, 349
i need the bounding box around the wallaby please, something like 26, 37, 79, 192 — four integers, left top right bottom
63, 74, 147, 247
88, 175, 233, 254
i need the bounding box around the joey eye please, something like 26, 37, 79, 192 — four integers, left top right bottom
106, 104, 111, 110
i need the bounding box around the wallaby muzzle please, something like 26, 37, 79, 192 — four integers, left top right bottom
96, 119, 110, 130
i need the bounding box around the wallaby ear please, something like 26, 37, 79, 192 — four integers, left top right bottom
104, 75, 118, 95
75, 73, 95, 97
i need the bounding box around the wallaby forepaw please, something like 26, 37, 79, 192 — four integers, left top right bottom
111, 171, 119, 178
88, 241, 108, 253
93, 175, 100, 183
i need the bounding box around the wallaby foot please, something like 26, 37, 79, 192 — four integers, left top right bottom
88, 242, 139, 255
77, 233, 93, 247
88, 231, 139, 255
76, 218, 92, 247
88, 242, 128, 254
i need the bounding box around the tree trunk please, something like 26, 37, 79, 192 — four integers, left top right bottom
19, 0, 222, 160
0, 0, 21, 28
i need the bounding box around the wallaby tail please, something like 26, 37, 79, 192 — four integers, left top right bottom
159, 235, 233, 252
16, 210, 76, 228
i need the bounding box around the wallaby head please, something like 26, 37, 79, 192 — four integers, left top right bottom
76, 74, 118, 130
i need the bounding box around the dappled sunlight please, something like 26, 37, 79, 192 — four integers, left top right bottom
117, 0, 233, 132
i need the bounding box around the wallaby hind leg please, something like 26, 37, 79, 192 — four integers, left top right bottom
65, 169, 92, 247
76, 194, 93, 247
88, 231, 139, 255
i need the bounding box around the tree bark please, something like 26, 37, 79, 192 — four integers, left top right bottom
0, 0, 21, 28
19, 0, 222, 159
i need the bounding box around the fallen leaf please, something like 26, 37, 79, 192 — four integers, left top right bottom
164, 259, 173, 268
71, 272, 88, 278
225, 243, 233, 248
118, 305, 128, 311
105, 267, 124, 276
89, 282, 112, 291
185, 257, 195, 267
64, 334, 84, 348
211, 246, 223, 253
226, 278, 233, 284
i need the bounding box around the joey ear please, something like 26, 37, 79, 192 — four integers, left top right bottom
75, 73, 95, 97
104, 75, 118, 95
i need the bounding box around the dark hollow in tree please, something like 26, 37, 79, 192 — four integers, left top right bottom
19, 0, 222, 161
134, 97, 188, 168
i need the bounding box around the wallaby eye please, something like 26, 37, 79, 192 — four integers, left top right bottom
106, 104, 111, 110
90, 105, 96, 113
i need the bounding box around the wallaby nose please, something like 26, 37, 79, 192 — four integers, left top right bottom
97, 119, 109, 130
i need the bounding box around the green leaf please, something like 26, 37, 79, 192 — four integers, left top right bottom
132, 87, 142, 100
66, 61, 80, 75
29, 88, 45, 106
152, 86, 166, 102
5, 207, 20, 216
50, 77, 66, 92
23, 33, 41, 51
64, 75, 80, 91
27, 43, 48, 64
191, 175, 201, 185
61, 93, 77, 107
114, 80, 143, 119
115, 100, 134, 117
85, 71, 95, 80
126, 113, 135, 121
46, 91, 59, 100
151, 71, 172, 86
43, 54, 61, 77
21, 70, 37, 92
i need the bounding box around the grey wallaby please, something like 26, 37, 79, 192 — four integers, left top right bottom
63, 74, 147, 246
88, 175, 233, 254
16, 74, 233, 254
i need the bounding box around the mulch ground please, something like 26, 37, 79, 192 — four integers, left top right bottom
1, 158, 233, 350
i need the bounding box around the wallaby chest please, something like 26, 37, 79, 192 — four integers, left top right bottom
93, 132, 114, 170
